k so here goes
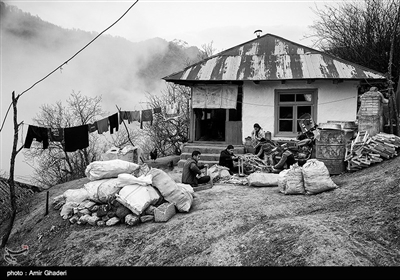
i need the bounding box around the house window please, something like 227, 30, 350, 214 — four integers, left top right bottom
275, 89, 317, 136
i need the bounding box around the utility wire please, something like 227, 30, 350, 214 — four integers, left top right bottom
0, 0, 139, 133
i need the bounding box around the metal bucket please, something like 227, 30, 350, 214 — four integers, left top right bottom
327, 121, 357, 145
315, 129, 346, 175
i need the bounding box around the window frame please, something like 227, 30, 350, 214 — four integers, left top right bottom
274, 88, 318, 137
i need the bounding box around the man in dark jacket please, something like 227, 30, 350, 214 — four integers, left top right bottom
219, 145, 239, 174
182, 151, 210, 188
271, 144, 296, 173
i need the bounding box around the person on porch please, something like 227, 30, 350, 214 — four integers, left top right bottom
251, 123, 266, 155
219, 145, 239, 174
182, 150, 211, 188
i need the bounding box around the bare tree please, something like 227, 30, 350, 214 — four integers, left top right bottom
197, 40, 217, 61
141, 83, 191, 156
309, 0, 400, 88
24, 91, 106, 188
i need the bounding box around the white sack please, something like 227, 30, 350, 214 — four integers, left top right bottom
149, 168, 193, 212
63, 188, 89, 203
247, 172, 281, 187
302, 159, 338, 195
117, 173, 152, 187
95, 178, 123, 203
278, 169, 289, 194
176, 183, 194, 195
60, 202, 79, 219
85, 159, 140, 181
207, 164, 230, 182
115, 184, 151, 215
83, 181, 101, 203
146, 185, 162, 206
279, 166, 305, 195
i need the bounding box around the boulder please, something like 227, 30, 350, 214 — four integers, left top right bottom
87, 215, 100, 226
106, 217, 120, 226
140, 215, 154, 223
115, 205, 131, 219
125, 214, 140, 226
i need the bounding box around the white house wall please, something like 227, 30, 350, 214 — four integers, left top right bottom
241, 80, 359, 141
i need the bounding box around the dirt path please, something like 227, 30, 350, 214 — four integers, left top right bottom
1, 155, 399, 267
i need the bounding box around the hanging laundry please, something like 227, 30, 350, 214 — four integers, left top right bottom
166, 103, 179, 117
108, 113, 119, 134
153, 107, 162, 114
64, 125, 89, 152
24, 125, 49, 149
140, 109, 153, 129
96, 117, 109, 134
130, 111, 140, 123
48, 128, 64, 142
119, 111, 132, 124
88, 122, 98, 133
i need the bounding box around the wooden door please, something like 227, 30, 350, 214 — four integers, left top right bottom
225, 121, 242, 145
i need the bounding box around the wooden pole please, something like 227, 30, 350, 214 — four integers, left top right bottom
45, 191, 49, 216
1, 92, 21, 248
387, 3, 400, 135
115, 105, 135, 148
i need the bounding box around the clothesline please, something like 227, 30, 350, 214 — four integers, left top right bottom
22, 104, 182, 152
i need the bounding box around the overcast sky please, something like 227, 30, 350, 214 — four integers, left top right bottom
3, 0, 338, 51
1, 0, 342, 183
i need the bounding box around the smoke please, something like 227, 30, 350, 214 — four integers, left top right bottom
0, 2, 200, 181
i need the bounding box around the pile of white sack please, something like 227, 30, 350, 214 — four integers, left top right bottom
278, 159, 338, 195
52, 159, 194, 226
246, 159, 338, 195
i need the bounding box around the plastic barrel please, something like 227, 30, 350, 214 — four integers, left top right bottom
315, 129, 346, 175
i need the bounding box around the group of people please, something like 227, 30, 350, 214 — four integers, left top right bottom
181, 123, 297, 189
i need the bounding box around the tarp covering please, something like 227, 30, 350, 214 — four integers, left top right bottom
192, 85, 238, 109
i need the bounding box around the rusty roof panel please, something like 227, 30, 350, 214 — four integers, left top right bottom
163, 34, 386, 82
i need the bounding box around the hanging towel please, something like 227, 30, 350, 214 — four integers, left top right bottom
24, 125, 49, 149
48, 128, 64, 142
153, 107, 162, 114
64, 125, 89, 152
166, 103, 178, 117
130, 111, 140, 122
88, 122, 98, 133
96, 117, 109, 134
108, 113, 119, 134
140, 109, 153, 129
119, 111, 132, 124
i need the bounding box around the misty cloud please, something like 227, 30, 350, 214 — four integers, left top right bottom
0, 2, 201, 180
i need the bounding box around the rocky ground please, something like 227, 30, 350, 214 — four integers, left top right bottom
0, 154, 399, 277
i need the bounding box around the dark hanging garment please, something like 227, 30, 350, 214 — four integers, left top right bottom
64, 125, 89, 152
153, 107, 162, 114
24, 125, 49, 149
96, 117, 109, 134
140, 109, 153, 129
119, 111, 132, 124
48, 128, 64, 142
88, 122, 98, 133
108, 113, 119, 134
130, 111, 140, 122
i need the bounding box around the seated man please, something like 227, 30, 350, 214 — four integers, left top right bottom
182, 150, 211, 188
271, 144, 296, 173
219, 145, 239, 174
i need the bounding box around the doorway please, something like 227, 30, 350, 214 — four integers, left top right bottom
194, 109, 226, 141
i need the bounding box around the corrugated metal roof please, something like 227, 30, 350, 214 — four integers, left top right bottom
163, 33, 386, 84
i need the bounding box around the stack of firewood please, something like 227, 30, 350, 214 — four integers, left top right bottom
239, 154, 271, 174
345, 131, 400, 171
